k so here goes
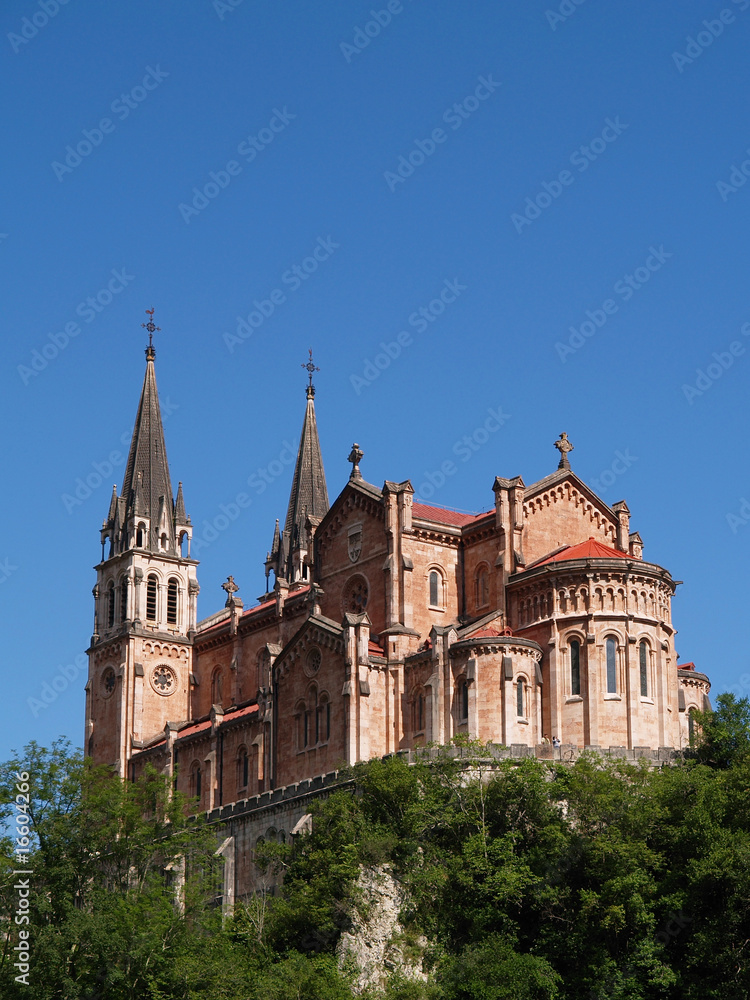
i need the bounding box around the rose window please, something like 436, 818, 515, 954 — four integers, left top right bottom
344, 576, 368, 614
152, 665, 176, 695
306, 647, 322, 675
102, 668, 116, 696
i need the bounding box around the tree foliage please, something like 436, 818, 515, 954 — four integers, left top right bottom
2, 712, 750, 998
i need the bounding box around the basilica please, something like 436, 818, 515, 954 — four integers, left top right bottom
85, 326, 711, 823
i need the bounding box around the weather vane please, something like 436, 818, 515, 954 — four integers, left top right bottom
141, 308, 161, 349
302, 348, 320, 395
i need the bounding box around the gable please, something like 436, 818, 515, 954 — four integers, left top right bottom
315, 480, 387, 628
521, 472, 620, 565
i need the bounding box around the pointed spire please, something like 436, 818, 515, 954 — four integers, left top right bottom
270, 518, 281, 558
280, 354, 329, 581
107, 483, 118, 523
115, 311, 176, 553
174, 481, 187, 524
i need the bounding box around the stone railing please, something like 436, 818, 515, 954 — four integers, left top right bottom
196, 743, 682, 824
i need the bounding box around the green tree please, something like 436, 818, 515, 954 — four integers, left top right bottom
691, 692, 750, 769
438, 935, 561, 1000
0, 740, 234, 999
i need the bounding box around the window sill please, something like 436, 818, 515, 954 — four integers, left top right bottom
517, 717, 529, 725
640, 698, 654, 705
428, 605, 445, 612
603, 694, 621, 701
296, 742, 329, 755
566, 695, 583, 703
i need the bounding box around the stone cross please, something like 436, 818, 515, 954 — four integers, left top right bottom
348, 442, 364, 480
554, 432, 574, 470
222, 575, 239, 606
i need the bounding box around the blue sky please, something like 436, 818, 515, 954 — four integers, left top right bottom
2, 0, 749, 760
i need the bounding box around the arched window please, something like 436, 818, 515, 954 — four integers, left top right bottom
120, 576, 128, 623
136, 523, 145, 547
161, 532, 168, 551
516, 677, 525, 718
211, 669, 223, 707
606, 637, 617, 694
570, 640, 581, 696
639, 641, 649, 697
688, 708, 696, 743
306, 686, 318, 744
190, 761, 201, 802
107, 581, 115, 628
146, 575, 158, 622
237, 747, 249, 790
317, 693, 330, 743
414, 691, 425, 733
296, 700, 308, 749
167, 578, 178, 625
429, 570, 442, 608
457, 678, 469, 722
476, 567, 489, 608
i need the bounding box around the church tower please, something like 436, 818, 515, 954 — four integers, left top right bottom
265, 351, 329, 587
85, 313, 199, 776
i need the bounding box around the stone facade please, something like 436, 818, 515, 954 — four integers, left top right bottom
85, 341, 711, 900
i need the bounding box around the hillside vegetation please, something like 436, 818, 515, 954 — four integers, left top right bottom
2, 694, 749, 999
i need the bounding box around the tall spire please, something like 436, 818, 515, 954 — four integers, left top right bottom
102, 311, 185, 556
275, 352, 329, 583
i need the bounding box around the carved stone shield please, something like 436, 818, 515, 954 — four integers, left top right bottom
348, 528, 362, 563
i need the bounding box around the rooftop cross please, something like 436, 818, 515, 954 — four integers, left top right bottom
141, 308, 161, 357
221, 575, 240, 607
348, 442, 364, 480
554, 432, 574, 470
301, 348, 320, 397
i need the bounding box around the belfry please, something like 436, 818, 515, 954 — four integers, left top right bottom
85, 313, 199, 776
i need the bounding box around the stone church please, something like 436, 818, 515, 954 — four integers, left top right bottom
85, 326, 711, 831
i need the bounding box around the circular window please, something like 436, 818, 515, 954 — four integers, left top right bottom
152, 664, 176, 696
305, 647, 322, 676
343, 575, 368, 615
101, 667, 116, 697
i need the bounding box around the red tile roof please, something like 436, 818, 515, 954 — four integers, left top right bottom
535, 537, 631, 566
175, 702, 259, 742
412, 502, 492, 527
368, 639, 385, 656
199, 596, 278, 637
467, 625, 505, 639
677, 662, 696, 671
242, 597, 276, 617
175, 718, 212, 741
224, 703, 259, 721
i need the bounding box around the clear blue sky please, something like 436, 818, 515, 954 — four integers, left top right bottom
2, 0, 749, 760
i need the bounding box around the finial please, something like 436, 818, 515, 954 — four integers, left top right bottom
348, 442, 364, 480
302, 348, 320, 398
554, 432, 574, 470
221, 575, 240, 607
141, 308, 161, 360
